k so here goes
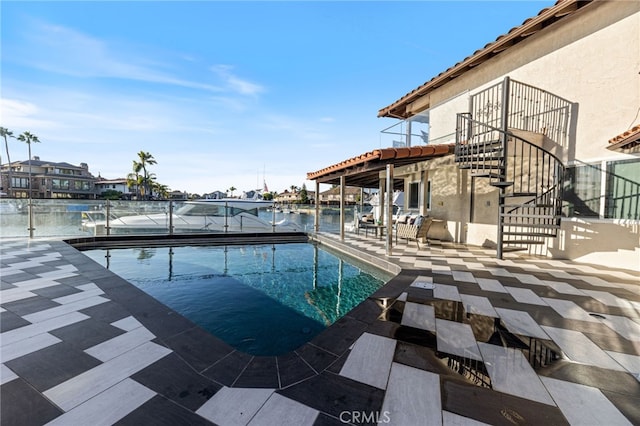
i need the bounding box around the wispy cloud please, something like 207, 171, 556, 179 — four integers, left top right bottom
211, 65, 265, 96
11, 21, 222, 92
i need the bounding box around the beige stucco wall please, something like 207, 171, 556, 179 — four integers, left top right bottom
404, 1, 640, 271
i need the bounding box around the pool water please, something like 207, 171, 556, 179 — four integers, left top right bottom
84, 242, 391, 355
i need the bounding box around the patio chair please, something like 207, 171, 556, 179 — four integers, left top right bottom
395, 216, 432, 248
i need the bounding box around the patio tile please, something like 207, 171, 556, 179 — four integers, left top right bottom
45, 378, 156, 426
233, 356, 279, 388
22, 295, 109, 324
339, 332, 396, 390
195, 386, 274, 426
115, 395, 213, 426
435, 319, 482, 361
49, 318, 126, 351
380, 363, 441, 426
434, 284, 462, 302
44, 341, 171, 411
459, 294, 497, 318
0, 364, 18, 385
477, 343, 554, 405
541, 298, 601, 323
441, 377, 568, 426
540, 376, 632, 425
276, 352, 316, 388
0, 378, 62, 426
541, 326, 625, 371
85, 326, 156, 362
5, 341, 101, 392
132, 353, 221, 412
401, 302, 436, 331
0, 310, 31, 333
249, 393, 319, 426
494, 308, 549, 340
442, 411, 490, 425
605, 351, 640, 375
1, 332, 61, 363
111, 315, 144, 331
504, 287, 547, 306
475, 278, 508, 293
277, 373, 385, 422
201, 350, 253, 387
295, 343, 338, 374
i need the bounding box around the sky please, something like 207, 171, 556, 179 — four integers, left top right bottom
1, 0, 555, 196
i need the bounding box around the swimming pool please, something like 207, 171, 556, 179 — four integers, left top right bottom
84, 242, 391, 355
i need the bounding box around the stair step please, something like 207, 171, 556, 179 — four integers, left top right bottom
456, 155, 503, 162
503, 239, 546, 245
503, 204, 556, 209
501, 213, 557, 219
491, 181, 514, 188
473, 172, 505, 179
508, 192, 538, 197
501, 223, 561, 229
457, 141, 502, 152
503, 232, 557, 237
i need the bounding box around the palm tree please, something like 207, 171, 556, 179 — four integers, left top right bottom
17, 131, 40, 198
126, 172, 142, 199
0, 127, 15, 196
132, 151, 156, 200
228, 186, 236, 197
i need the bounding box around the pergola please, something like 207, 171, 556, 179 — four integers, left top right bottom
307, 144, 454, 255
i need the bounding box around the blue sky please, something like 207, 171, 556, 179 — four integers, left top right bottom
1, 1, 554, 195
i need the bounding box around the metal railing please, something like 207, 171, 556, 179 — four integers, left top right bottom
470, 78, 572, 148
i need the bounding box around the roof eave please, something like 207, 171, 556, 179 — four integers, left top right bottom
378, 0, 590, 119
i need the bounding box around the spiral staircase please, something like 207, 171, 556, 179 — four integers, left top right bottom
455, 77, 571, 258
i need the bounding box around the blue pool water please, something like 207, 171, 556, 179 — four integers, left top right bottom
84, 242, 391, 355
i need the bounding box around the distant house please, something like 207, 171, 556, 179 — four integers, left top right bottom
319, 186, 363, 205
169, 190, 188, 200
1, 157, 97, 199
275, 189, 316, 205
309, 0, 640, 271
94, 178, 133, 199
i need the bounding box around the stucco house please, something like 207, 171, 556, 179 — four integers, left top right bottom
308, 0, 639, 271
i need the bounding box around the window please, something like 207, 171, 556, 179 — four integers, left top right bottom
605, 159, 640, 220
562, 164, 601, 217
426, 180, 432, 211
11, 177, 29, 188
408, 182, 419, 210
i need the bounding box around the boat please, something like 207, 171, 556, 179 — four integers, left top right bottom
81, 196, 300, 235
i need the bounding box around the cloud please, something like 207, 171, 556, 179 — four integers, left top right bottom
211, 65, 265, 96
11, 21, 221, 92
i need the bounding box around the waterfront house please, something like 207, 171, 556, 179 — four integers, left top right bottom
94, 177, 134, 199
308, 0, 640, 271
1, 157, 97, 199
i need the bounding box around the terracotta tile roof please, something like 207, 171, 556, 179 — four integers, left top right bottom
378, 0, 591, 119
307, 144, 454, 189
608, 125, 640, 150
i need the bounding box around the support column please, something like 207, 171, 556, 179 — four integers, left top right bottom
386, 164, 394, 256
314, 180, 320, 233
339, 176, 345, 241
378, 176, 385, 225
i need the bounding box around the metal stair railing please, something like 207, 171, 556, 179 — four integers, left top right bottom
456, 113, 565, 257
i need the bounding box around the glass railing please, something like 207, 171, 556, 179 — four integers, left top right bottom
0, 199, 360, 238
380, 120, 430, 148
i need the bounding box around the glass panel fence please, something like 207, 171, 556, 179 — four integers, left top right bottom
0, 199, 359, 238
